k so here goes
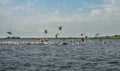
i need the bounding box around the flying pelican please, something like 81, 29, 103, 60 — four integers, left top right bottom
95, 33, 100, 38
7, 31, 12, 35
44, 29, 48, 34
55, 33, 59, 38
95, 33, 99, 36
81, 34, 85, 36
59, 26, 63, 31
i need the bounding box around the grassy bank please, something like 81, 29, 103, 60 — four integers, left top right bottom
1, 34, 120, 39
91, 35, 120, 39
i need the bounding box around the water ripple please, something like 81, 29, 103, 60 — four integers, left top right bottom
0, 39, 120, 71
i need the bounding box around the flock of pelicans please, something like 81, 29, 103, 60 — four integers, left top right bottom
0, 38, 86, 45
44, 26, 63, 38
0, 38, 114, 45
6, 26, 63, 39
0, 26, 88, 45
1, 26, 109, 45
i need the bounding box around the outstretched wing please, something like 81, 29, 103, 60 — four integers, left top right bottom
55, 33, 59, 38
44, 29, 48, 34
59, 26, 63, 31
7, 31, 12, 35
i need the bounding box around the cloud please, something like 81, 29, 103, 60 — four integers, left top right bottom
10, 0, 120, 25
90, 0, 120, 17
0, 0, 120, 37
0, 0, 11, 4
1, 0, 120, 24
26, 0, 35, 8
43, 0, 120, 24
77, 8, 83, 12
53, 10, 61, 16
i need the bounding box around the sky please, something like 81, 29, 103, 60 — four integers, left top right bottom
0, 0, 120, 38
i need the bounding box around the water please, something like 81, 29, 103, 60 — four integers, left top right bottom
0, 39, 120, 71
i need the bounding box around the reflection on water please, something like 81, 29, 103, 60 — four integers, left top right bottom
0, 39, 120, 71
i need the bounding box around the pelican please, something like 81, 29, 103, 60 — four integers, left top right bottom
59, 26, 63, 31
81, 34, 85, 36
44, 29, 48, 34
95, 33, 99, 36
55, 33, 59, 38
7, 31, 12, 35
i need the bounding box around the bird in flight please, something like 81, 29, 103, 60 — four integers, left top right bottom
59, 26, 63, 31
81, 34, 85, 36
95, 33, 100, 36
55, 33, 59, 38
44, 29, 48, 34
7, 31, 12, 35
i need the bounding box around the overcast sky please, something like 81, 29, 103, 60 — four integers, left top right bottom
0, 0, 120, 38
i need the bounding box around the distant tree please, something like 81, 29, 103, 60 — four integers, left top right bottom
105, 36, 110, 38
6, 36, 11, 39
16, 37, 20, 39
114, 34, 120, 37
12, 36, 16, 39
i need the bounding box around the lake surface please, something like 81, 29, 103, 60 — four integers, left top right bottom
0, 39, 120, 71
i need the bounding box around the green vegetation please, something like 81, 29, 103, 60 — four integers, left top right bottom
91, 34, 120, 39
4, 36, 21, 39
1, 34, 120, 39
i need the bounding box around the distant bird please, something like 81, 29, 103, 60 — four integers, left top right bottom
81, 38, 85, 42
95, 33, 99, 36
7, 31, 12, 35
44, 29, 48, 34
55, 33, 59, 38
59, 26, 63, 31
99, 39, 102, 41
95, 33, 100, 38
81, 34, 85, 36
96, 33, 101, 37
85, 36, 88, 39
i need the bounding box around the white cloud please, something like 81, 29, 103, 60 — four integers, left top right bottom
45, 0, 120, 24
0, 0, 120, 37
91, 0, 120, 17
1, 0, 120, 24
0, 0, 11, 4
77, 8, 83, 12
7, 6, 23, 10
90, 9, 101, 15
26, 1, 34, 8
53, 10, 61, 16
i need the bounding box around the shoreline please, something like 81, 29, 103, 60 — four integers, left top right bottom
0, 37, 120, 40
